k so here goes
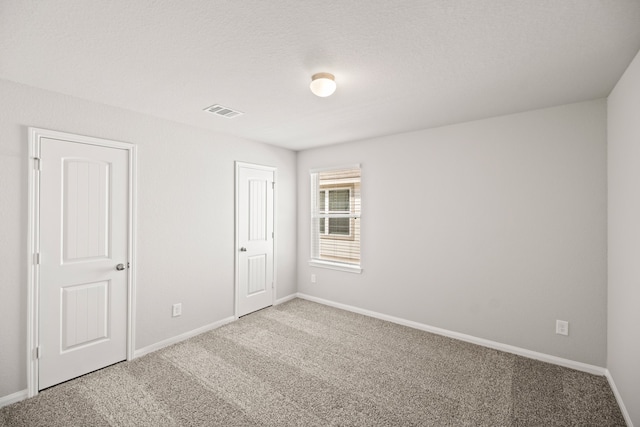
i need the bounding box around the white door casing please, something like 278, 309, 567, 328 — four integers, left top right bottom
235, 162, 276, 317
28, 128, 136, 395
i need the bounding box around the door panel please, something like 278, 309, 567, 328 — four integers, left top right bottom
61, 280, 109, 351
63, 159, 110, 262
248, 255, 267, 295
237, 164, 274, 317
39, 137, 128, 390
249, 179, 267, 241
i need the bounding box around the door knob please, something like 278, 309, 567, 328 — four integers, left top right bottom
116, 263, 125, 271
240, 247, 247, 252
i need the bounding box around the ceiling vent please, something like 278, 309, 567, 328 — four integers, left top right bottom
203, 104, 244, 119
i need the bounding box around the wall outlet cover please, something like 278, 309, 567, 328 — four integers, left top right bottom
556, 320, 569, 336
172, 303, 182, 317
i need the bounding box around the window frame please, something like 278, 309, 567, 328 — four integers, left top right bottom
309, 164, 362, 274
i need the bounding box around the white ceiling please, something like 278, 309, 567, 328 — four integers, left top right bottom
2, 1, 640, 151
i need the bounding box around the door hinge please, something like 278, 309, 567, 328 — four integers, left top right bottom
272, 182, 275, 189
35, 346, 41, 359
272, 282, 274, 289
34, 253, 40, 265
34, 157, 41, 171
272, 231, 274, 239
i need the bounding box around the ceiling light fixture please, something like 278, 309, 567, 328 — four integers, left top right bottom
310, 72, 336, 97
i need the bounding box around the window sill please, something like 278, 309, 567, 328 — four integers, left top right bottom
308, 259, 362, 274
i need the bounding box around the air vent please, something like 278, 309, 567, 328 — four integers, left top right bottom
203, 104, 244, 119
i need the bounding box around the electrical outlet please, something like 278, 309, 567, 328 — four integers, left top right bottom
172, 303, 182, 317
311, 274, 316, 284
556, 320, 569, 336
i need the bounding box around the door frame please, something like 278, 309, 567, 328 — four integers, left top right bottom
27, 127, 137, 397
234, 162, 277, 318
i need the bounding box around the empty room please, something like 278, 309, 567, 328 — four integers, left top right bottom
1, 1, 640, 425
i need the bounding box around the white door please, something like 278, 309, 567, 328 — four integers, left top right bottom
236, 163, 275, 317
38, 136, 129, 390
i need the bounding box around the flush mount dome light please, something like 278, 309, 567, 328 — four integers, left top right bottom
310, 72, 336, 97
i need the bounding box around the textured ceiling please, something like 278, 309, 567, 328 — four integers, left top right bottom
2, 1, 640, 151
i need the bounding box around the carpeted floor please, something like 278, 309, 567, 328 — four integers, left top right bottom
0, 298, 626, 426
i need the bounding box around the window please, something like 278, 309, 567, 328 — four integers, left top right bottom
310, 165, 361, 273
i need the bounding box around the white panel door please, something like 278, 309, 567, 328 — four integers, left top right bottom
237, 164, 275, 317
38, 137, 128, 390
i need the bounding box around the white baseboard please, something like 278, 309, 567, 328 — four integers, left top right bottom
296, 293, 606, 376
133, 316, 235, 359
3, 297, 629, 422
275, 293, 298, 306
3, 317, 238, 407
0, 389, 28, 408
605, 369, 634, 427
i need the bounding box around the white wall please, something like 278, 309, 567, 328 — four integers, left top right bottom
297, 100, 608, 366
608, 48, 640, 426
0, 79, 297, 398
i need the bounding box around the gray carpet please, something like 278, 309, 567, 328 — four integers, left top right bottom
0, 298, 626, 426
